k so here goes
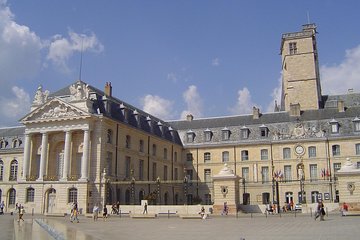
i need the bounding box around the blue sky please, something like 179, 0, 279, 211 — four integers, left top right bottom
1, 0, 360, 127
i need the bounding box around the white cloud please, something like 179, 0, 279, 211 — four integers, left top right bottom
47, 30, 104, 73
266, 75, 282, 112
140, 95, 175, 120
0, 86, 31, 125
212, 57, 220, 66
229, 87, 259, 115
0, 1, 43, 83
321, 44, 360, 94
180, 85, 203, 119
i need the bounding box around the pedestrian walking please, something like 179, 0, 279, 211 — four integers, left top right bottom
18, 206, 25, 222
0, 201, 4, 215
93, 204, 99, 221
71, 202, 79, 223
143, 202, 148, 214
103, 206, 108, 221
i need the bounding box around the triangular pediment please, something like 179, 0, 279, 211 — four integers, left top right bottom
21, 98, 91, 123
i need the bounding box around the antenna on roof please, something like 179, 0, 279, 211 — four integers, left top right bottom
78, 37, 84, 81
306, 11, 311, 24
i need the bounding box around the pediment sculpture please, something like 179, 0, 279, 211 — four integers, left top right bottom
33, 85, 50, 105
40, 105, 80, 119
69, 83, 90, 101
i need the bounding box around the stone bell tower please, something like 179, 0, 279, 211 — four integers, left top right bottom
280, 23, 322, 112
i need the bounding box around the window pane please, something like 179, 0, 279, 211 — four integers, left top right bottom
222, 151, 229, 162
241, 150, 249, 161
356, 144, 360, 155
283, 148, 291, 159
242, 167, 249, 181
261, 149, 268, 160
204, 152, 211, 162
310, 164, 317, 181
284, 165, 292, 182
308, 146, 316, 158
204, 169, 211, 182
261, 167, 269, 183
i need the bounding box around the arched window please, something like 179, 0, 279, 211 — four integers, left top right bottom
9, 160, 18, 181
0, 160, 3, 181
0, 140, 7, 149
8, 188, 16, 205
68, 188, 78, 203
26, 187, 35, 202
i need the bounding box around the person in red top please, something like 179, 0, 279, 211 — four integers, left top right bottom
341, 202, 349, 216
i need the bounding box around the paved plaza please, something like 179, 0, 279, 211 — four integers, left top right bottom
1, 212, 360, 240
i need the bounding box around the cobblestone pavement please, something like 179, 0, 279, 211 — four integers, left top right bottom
1, 212, 360, 240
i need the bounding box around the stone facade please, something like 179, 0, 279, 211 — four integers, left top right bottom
1, 23, 360, 215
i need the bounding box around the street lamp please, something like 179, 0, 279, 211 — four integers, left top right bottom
130, 169, 135, 205
156, 176, 161, 205
183, 175, 188, 205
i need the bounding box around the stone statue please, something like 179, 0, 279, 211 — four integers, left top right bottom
33, 85, 50, 105
298, 166, 304, 180
69, 83, 90, 101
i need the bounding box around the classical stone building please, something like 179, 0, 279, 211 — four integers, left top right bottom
1, 23, 360, 214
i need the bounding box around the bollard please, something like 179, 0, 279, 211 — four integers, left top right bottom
265, 211, 267, 218
326, 207, 328, 217
119, 209, 121, 218
168, 210, 170, 219
32, 208, 34, 216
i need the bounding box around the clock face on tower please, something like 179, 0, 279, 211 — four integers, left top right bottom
295, 145, 305, 156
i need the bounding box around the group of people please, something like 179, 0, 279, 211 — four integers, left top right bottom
92, 203, 112, 221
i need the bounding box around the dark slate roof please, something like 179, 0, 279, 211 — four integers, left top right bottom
323, 92, 360, 108
50, 80, 183, 146
0, 126, 25, 137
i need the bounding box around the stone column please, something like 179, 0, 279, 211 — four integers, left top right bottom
61, 131, 72, 181
37, 132, 48, 181
80, 129, 90, 181
22, 133, 31, 180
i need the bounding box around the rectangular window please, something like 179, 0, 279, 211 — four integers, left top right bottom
310, 164, 317, 181
222, 130, 230, 140
332, 145, 340, 156
125, 156, 131, 178
186, 169, 193, 181
260, 149, 268, 160
261, 166, 269, 184
241, 150, 249, 161
139, 140, 144, 153
204, 169, 211, 183
260, 128, 268, 137
152, 144, 157, 156
174, 152, 178, 162
331, 123, 339, 133
222, 151, 229, 162
0, 162, 3, 181
163, 148, 168, 160
139, 160, 144, 180
283, 148, 291, 159
186, 153, 193, 162
354, 121, 360, 132
241, 129, 249, 139
356, 144, 360, 155
308, 146, 316, 158
204, 131, 212, 142
26, 188, 35, 202
187, 133, 194, 143
284, 165, 292, 182
174, 168, 178, 180
152, 163, 157, 181
357, 162, 360, 169
289, 42, 297, 54
163, 166, 168, 181
204, 152, 211, 162
125, 135, 131, 148
242, 167, 249, 181
333, 163, 341, 172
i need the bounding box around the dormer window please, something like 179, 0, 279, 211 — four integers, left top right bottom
204, 128, 212, 142
353, 117, 360, 132
241, 126, 249, 139
0, 139, 7, 149
330, 119, 339, 133
259, 124, 269, 138
222, 127, 230, 141
187, 130, 195, 143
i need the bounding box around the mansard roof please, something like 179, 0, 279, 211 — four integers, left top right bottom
0, 126, 25, 138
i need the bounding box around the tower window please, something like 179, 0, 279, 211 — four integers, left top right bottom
289, 42, 297, 55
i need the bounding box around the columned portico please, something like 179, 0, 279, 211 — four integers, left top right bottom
37, 132, 48, 181
61, 130, 72, 181
80, 129, 90, 181
22, 133, 31, 180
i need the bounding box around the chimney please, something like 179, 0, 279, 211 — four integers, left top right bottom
253, 107, 260, 119
290, 103, 301, 117
186, 114, 194, 121
338, 100, 345, 112
104, 82, 112, 97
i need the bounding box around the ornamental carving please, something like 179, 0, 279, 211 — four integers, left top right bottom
69, 83, 90, 101
33, 85, 50, 105
40, 105, 80, 119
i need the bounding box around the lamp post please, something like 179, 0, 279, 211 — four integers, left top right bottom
130, 169, 135, 205
183, 175, 188, 205
156, 176, 161, 205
